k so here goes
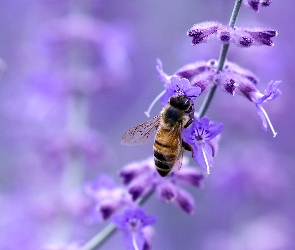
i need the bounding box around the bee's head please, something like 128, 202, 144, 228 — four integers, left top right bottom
169, 95, 192, 111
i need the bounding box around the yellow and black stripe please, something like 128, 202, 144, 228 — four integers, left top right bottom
154, 137, 179, 177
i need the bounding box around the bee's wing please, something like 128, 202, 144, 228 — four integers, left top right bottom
121, 115, 161, 146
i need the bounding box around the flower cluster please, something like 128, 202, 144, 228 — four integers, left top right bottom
85, 174, 157, 250
187, 21, 277, 47
143, 4, 281, 175
119, 157, 205, 214
155, 58, 281, 139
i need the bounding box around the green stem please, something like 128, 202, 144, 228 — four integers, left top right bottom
197, 0, 243, 118
80, 190, 154, 250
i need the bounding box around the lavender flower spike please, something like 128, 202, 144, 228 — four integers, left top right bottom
182, 117, 223, 174
187, 21, 221, 45
112, 208, 157, 250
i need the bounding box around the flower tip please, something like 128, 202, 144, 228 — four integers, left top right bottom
144, 111, 150, 117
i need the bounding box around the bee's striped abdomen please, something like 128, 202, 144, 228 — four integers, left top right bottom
153, 129, 180, 177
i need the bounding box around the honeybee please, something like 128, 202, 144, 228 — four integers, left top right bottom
121, 95, 194, 177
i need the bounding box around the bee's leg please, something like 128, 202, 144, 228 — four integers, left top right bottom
184, 118, 193, 128
182, 140, 194, 157
184, 105, 194, 128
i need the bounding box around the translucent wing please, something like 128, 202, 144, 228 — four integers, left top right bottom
121, 115, 161, 146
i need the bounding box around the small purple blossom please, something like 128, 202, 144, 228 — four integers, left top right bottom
119, 157, 205, 214
112, 207, 157, 250
175, 60, 211, 80
187, 21, 220, 45
247, 81, 282, 137
215, 61, 259, 95
234, 27, 277, 46
160, 76, 201, 105
145, 60, 201, 117
182, 117, 223, 174
243, 0, 272, 12
84, 175, 133, 220
157, 60, 201, 103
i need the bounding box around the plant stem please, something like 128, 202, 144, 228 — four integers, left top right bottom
80, 190, 154, 250
197, 0, 243, 118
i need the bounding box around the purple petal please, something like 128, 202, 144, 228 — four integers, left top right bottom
156, 59, 170, 84
157, 181, 178, 202
175, 189, 195, 214
187, 21, 221, 45
190, 70, 215, 93
207, 122, 224, 140
193, 144, 214, 170
244, 28, 277, 46
175, 61, 210, 80
175, 167, 205, 188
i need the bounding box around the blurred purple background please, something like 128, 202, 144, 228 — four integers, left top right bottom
0, 0, 294, 249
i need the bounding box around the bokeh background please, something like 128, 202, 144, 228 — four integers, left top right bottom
0, 0, 294, 249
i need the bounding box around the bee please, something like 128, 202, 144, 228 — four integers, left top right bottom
121, 94, 194, 177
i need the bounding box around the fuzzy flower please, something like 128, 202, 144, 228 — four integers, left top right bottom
233, 27, 277, 47
187, 21, 221, 45
243, 0, 272, 12
174, 60, 211, 80
84, 175, 133, 220
145, 60, 201, 117
187, 22, 278, 48
175, 60, 216, 94
112, 207, 157, 250
182, 117, 223, 174
215, 61, 259, 95
119, 157, 205, 214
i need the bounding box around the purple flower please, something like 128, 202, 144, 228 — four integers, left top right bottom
112, 207, 157, 250
187, 21, 220, 45
174, 60, 211, 80
216, 25, 232, 43
84, 175, 133, 220
119, 157, 205, 214
160, 76, 201, 105
145, 60, 201, 117
187, 22, 277, 48
190, 71, 215, 94
157, 60, 201, 104
246, 80, 282, 137
233, 27, 277, 47
182, 117, 223, 174
243, 0, 272, 12
215, 61, 259, 95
